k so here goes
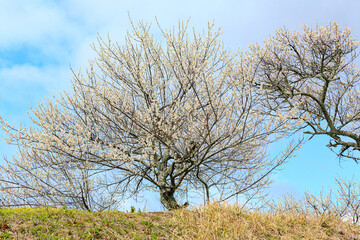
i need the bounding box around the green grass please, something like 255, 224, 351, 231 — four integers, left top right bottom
0, 203, 359, 239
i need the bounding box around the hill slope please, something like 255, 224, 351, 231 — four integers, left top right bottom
0, 203, 359, 239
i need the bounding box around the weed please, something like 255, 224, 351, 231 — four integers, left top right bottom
130, 206, 136, 213
0, 232, 11, 239
141, 220, 155, 228
88, 227, 102, 239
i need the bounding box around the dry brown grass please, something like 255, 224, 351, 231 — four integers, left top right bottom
170, 203, 360, 239
0, 203, 359, 239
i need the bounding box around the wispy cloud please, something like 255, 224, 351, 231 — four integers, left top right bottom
0, 64, 71, 119
0, 1, 79, 47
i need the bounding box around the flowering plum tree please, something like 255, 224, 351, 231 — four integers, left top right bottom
0, 20, 294, 211
251, 22, 360, 162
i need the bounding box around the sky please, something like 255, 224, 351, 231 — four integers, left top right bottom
0, 0, 359, 211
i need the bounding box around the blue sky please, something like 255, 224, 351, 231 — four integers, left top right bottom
0, 0, 359, 211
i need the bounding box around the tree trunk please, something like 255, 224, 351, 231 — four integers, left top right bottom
160, 189, 180, 210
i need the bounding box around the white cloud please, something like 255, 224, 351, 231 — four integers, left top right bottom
0, 1, 80, 47
0, 64, 72, 104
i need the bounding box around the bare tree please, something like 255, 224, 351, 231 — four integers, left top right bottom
250, 22, 360, 162
0, 149, 119, 211
0, 20, 294, 211
263, 176, 360, 225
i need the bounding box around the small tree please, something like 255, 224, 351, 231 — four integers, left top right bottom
263, 176, 360, 225
0, 151, 119, 211
250, 22, 360, 162
0, 20, 294, 210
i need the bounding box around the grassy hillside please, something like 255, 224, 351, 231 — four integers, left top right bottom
0, 203, 359, 239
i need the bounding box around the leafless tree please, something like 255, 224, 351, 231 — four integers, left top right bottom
0, 149, 119, 211
263, 176, 360, 225
0, 20, 295, 211
250, 22, 360, 162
